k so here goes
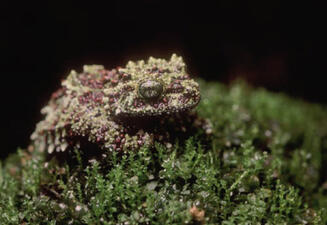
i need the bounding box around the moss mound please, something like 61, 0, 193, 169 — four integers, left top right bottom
1, 80, 327, 224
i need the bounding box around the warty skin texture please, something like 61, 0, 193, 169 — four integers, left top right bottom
31, 54, 207, 154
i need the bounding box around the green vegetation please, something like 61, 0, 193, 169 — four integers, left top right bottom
1, 80, 327, 224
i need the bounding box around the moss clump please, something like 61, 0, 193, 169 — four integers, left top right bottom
1, 80, 327, 224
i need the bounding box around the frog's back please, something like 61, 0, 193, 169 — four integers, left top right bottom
31, 65, 122, 153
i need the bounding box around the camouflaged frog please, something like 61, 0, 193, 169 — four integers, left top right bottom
31, 54, 210, 155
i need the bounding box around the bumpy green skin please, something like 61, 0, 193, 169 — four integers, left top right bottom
31, 54, 205, 154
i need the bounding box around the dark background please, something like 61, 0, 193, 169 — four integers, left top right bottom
1, 1, 325, 159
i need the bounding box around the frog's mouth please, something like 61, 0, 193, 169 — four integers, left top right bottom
111, 78, 201, 118
114, 93, 200, 118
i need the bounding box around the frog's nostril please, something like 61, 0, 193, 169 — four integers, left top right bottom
138, 80, 163, 99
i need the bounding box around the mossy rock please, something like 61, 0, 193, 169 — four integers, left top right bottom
1, 80, 327, 224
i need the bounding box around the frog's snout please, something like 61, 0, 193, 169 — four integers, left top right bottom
138, 79, 164, 100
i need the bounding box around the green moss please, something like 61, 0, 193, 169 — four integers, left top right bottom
1, 80, 327, 224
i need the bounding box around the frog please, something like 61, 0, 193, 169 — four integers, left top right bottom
31, 54, 211, 156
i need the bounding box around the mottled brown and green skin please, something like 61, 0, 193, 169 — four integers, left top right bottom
31, 54, 208, 154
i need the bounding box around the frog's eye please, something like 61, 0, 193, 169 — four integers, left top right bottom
138, 80, 163, 99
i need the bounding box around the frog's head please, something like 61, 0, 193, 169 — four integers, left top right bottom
106, 54, 200, 118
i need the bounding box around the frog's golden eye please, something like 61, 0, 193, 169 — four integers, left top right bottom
138, 80, 163, 99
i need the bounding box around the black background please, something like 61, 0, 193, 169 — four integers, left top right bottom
1, 1, 325, 158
